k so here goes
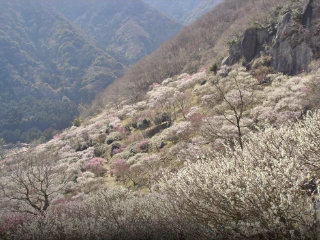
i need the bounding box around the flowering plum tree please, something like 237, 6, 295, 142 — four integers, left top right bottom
202, 67, 257, 149
0, 153, 67, 215
110, 159, 130, 181
84, 157, 106, 176
162, 111, 320, 239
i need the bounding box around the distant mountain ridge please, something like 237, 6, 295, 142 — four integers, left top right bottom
143, 0, 222, 24
0, 0, 181, 143
48, 0, 182, 64
0, 0, 124, 142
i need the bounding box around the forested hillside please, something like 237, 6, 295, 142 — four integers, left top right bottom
0, 0, 181, 143
49, 0, 182, 64
0, 0, 124, 142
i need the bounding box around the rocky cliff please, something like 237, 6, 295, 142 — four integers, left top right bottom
223, 0, 320, 75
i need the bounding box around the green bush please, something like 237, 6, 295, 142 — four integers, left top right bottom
209, 62, 219, 74
73, 118, 81, 127
94, 144, 107, 157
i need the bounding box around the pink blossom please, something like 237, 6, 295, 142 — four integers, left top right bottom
133, 139, 149, 153
112, 126, 127, 136
127, 132, 143, 143
110, 159, 129, 178
85, 158, 105, 175
112, 147, 124, 155
53, 134, 62, 140
0, 213, 30, 234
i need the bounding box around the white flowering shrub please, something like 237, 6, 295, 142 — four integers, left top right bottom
147, 80, 194, 121
176, 71, 206, 91
4, 111, 320, 239
161, 111, 320, 239
201, 67, 257, 148
251, 74, 310, 124
0, 153, 68, 215
159, 121, 193, 143
9, 188, 203, 240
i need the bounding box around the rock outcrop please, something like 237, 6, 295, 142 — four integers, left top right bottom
302, 0, 313, 27
222, 27, 273, 65
223, 0, 319, 75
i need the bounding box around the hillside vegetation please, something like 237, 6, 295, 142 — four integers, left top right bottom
88, 0, 284, 115
49, 0, 181, 64
1, 0, 320, 239
0, 0, 124, 143
0, 0, 181, 143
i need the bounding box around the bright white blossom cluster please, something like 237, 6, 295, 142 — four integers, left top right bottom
2, 112, 320, 239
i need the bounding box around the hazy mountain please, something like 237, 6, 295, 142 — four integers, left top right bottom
0, 0, 182, 143
49, 0, 182, 64
143, 0, 222, 24
0, 0, 123, 142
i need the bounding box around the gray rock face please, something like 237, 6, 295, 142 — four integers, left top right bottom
257, 28, 271, 46
293, 42, 313, 74
272, 30, 313, 74
274, 12, 291, 45
302, 0, 313, 27
241, 28, 258, 61
226, 41, 242, 65
271, 12, 293, 74
223, 28, 259, 65
222, 0, 319, 76
272, 40, 294, 74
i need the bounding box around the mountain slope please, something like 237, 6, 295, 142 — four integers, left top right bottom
49, 0, 182, 64
0, 0, 182, 143
2, 0, 320, 239
143, 0, 222, 24
0, 0, 123, 142
89, 0, 283, 111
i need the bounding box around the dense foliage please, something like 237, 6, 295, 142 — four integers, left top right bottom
0, 0, 181, 143
1, 55, 320, 237
49, 0, 181, 65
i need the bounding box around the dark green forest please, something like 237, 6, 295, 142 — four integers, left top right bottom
49, 0, 181, 64
0, 0, 180, 143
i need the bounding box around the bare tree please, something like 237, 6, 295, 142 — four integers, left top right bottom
202, 68, 257, 149
215, 78, 251, 149
0, 153, 67, 215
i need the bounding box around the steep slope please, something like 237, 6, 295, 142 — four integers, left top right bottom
2, 0, 320, 239
143, 0, 222, 24
0, 0, 123, 142
88, 0, 284, 113
49, 0, 182, 64
185, 0, 224, 23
